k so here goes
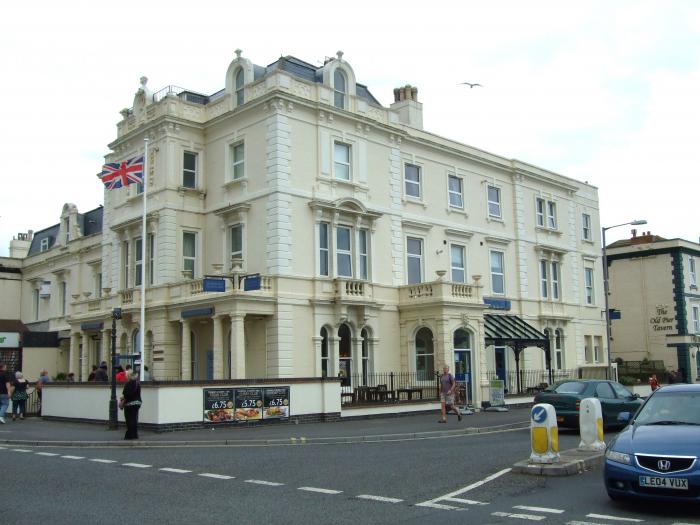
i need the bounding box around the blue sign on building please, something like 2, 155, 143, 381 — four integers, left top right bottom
244, 275, 261, 291
203, 278, 226, 292
484, 297, 512, 310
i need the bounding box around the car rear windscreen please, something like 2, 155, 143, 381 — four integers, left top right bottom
554, 381, 586, 394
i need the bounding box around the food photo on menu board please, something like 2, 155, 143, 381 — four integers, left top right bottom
234, 388, 263, 421
203, 388, 235, 423
263, 387, 290, 419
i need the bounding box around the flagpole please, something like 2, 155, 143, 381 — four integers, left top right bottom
139, 138, 148, 382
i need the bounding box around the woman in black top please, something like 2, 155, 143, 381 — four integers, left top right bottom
121, 371, 142, 439
11, 371, 29, 421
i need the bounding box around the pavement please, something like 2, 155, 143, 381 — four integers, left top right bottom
0, 407, 531, 447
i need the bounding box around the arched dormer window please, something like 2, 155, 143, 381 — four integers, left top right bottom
334, 69, 346, 109
235, 69, 245, 106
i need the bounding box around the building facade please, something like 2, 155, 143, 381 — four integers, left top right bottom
9, 51, 607, 405
607, 231, 700, 383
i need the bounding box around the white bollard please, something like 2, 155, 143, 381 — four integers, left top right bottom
578, 397, 606, 451
529, 403, 560, 464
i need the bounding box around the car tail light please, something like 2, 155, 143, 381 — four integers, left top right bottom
575, 400, 580, 411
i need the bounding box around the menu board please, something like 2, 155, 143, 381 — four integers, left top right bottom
203, 386, 291, 423
203, 388, 235, 423
263, 387, 290, 419
234, 388, 263, 421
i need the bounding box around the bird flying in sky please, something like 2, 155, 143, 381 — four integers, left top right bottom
460, 82, 482, 88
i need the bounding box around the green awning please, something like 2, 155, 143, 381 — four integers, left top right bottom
484, 314, 547, 348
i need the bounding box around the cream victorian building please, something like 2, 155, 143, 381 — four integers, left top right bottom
11, 51, 607, 406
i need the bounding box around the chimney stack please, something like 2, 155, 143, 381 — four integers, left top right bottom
390, 84, 423, 129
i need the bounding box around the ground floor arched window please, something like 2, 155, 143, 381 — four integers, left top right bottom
415, 327, 434, 381
338, 324, 351, 386
320, 327, 329, 378
361, 328, 370, 385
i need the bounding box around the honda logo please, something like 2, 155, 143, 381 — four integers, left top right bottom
658, 459, 671, 471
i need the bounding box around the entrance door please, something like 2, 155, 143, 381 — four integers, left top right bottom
454, 350, 472, 404
495, 346, 507, 385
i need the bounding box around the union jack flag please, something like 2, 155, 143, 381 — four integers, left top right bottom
100, 156, 144, 189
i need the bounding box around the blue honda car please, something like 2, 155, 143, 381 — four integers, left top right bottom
604, 384, 700, 502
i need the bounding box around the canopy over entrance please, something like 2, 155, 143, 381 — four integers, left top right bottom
484, 314, 551, 392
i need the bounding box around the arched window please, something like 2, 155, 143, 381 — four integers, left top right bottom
132, 329, 140, 356
320, 327, 329, 378
334, 69, 346, 109
454, 329, 470, 350
415, 327, 434, 380
235, 69, 245, 106
555, 329, 564, 370
338, 324, 351, 386
361, 328, 370, 385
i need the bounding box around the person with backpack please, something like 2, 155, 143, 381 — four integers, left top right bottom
438, 365, 462, 423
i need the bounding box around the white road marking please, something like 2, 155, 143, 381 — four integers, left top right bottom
198, 473, 234, 480
444, 496, 489, 505
245, 479, 284, 486
122, 463, 151, 468
357, 495, 403, 504
12, 449, 32, 453
60, 455, 84, 460
159, 468, 191, 474
414, 502, 462, 511
492, 511, 546, 521
587, 514, 643, 522
35, 452, 59, 457
298, 487, 342, 495
514, 506, 565, 514
416, 467, 510, 508
568, 522, 617, 525
90, 459, 117, 464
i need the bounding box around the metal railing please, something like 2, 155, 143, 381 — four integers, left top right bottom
339, 371, 440, 404
485, 369, 578, 394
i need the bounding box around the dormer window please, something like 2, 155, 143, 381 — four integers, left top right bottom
235, 69, 245, 106
334, 69, 346, 109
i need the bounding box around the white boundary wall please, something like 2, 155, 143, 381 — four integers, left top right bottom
42, 380, 341, 425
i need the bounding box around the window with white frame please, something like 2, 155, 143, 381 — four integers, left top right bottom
415, 327, 435, 381
235, 69, 244, 106
551, 261, 560, 299
60, 281, 67, 316
584, 335, 593, 363
540, 260, 549, 298
148, 234, 155, 286
334, 69, 346, 109
405, 164, 421, 198
490, 250, 505, 295
183, 231, 197, 278
134, 237, 143, 287
231, 142, 245, 180
555, 329, 564, 369
536, 198, 545, 226
333, 142, 351, 181
359, 229, 368, 280
40, 238, 49, 252
692, 305, 700, 333
582, 213, 592, 241
690, 256, 697, 287
487, 185, 501, 218
183, 152, 197, 188
336, 226, 353, 277
584, 267, 594, 304
451, 244, 466, 283
406, 237, 423, 284
95, 272, 102, 297
594, 336, 602, 363
448, 174, 463, 209
319, 223, 329, 276
320, 327, 329, 377
230, 225, 243, 262
547, 201, 557, 229
123, 241, 130, 289
541, 258, 561, 300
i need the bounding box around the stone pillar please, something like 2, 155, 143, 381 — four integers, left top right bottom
230, 314, 245, 379
101, 328, 111, 365
212, 315, 224, 380
352, 337, 363, 383
80, 333, 89, 381
331, 334, 340, 378
436, 316, 452, 372
181, 319, 191, 380
69, 332, 81, 375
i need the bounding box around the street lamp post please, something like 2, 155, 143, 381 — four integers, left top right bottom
602, 219, 647, 380
108, 307, 122, 430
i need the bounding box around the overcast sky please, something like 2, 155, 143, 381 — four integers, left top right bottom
1, 1, 698, 256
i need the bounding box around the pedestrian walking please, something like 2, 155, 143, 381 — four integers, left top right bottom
11, 371, 29, 420
95, 362, 109, 382
35, 370, 50, 410
649, 374, 659, 391
116, 365, 131, 383
0, 363, 11, 424
438, 365, 462, 423
121, 370, 142, 440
